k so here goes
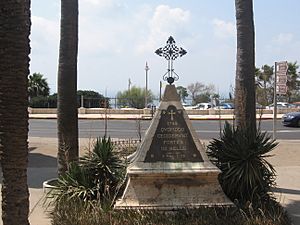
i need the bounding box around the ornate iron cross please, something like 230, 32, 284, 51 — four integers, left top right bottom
155, 36, 187, 84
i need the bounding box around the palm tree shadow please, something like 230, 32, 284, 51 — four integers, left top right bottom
28, 152, 57, 168
29, 147, 37, 152
0, 152, 57, 188
27, 152, 58, 188
274, 187, 300, 195
285, 200, 300, 225
274, 187, 300, 224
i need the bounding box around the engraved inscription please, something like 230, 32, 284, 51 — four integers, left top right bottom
144, 105, 203, 162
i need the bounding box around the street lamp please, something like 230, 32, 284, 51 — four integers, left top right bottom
145, 62, 149, 108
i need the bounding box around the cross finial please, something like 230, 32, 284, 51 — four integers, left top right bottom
155, 36, 187, 84
168, 109, 176, 121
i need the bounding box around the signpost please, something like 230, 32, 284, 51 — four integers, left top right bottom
273, 61, 288, 139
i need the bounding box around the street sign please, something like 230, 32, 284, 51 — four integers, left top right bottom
276, 85, 287, 94
273, 61, 288, 139
276, 75, 287, 84
275, 61, 288, 95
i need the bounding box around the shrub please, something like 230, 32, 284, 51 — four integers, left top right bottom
80, 136, 126, 209
50, 203, 291, 225
207, 122, 278, 205
46, 136, 126, 212
29, 95, 57, 108
48, 135, 291, 225
239, 199, 291, 225
50, 204, 243, 225
47, 163, 99, 207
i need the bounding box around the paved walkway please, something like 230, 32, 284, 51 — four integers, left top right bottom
0, 137, 299, 225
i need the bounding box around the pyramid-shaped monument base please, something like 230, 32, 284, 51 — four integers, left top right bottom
115, 85, 232, 209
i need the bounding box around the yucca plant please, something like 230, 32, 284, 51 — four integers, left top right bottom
80, 136, 126, 209
81, 137, 125, 184
47, 136, 126, 212
47, 162, 99, 209
207, 122, 278, 205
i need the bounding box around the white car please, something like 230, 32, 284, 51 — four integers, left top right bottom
182, 104, 195, 110
193, 103, 214, 110
266, 102, 289, 109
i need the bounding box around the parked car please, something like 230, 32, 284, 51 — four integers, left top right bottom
193, 103, 214, 110
182, 104, 194, 110
292, 102, 300, 108
256, 103, 265, 109
215, 102, 234, 109
266, 102, 289, 109
282, 112, 300, 127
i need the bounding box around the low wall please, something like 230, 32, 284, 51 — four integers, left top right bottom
28, 107, 300, 115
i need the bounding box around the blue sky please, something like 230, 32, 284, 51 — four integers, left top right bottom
30, 0, 300, 98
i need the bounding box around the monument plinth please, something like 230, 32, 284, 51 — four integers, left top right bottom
115, 84, 232, 209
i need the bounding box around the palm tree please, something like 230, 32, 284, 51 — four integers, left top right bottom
28, 72, 50, 98
234, 0, 256, 135
0, 1, 31, 224
286, 62, 300, 102
255, 65, 273, 105
57, 0, 79, 175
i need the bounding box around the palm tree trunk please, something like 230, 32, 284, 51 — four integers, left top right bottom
234, 0, 256, 134
0, 1, 31, 224
57, 0, 79, 175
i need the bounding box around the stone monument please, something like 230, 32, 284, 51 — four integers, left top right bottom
115, 37, 232, 209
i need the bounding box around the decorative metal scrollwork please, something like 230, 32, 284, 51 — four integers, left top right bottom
155, 36, 187, 84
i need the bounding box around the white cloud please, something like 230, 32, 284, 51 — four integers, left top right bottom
31, 16, 59, 49
80, 0, 126, 12
81, 0, 114, 7
273, 33, 294, 44
212, 18, 235, 39
137, 5, 191, 53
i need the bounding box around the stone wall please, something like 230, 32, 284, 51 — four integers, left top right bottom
28, 107, 299, 115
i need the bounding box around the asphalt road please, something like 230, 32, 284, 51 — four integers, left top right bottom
29, 119, 300, 140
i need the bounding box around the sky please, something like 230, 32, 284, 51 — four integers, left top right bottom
30, 0, 300, 98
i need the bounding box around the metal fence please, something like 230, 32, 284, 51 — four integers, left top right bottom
111, 138, 141, 157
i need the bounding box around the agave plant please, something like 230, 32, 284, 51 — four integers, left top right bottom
80, 137, 126, 191
47, 136, 126, 211
47, 162, 99, 208
80, 136, 126, 209
207, 122, 278, 205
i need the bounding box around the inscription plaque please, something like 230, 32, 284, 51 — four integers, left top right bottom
144, 105, 203, 162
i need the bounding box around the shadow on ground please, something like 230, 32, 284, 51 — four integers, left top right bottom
27, 152, 58, 188
274, 188, 300, 225
285, 200, 300, 225
29, 147, 37, 152
28, 152, 57, 168
274, 187, 300, 196
0, 152, 57, 188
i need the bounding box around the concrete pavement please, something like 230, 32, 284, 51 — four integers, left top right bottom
0, 137, 299, 225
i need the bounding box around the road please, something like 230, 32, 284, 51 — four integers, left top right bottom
29, 119, 300, 140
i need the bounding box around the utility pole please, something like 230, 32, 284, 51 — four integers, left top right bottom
145, 62, 149, 108
80, 95, 84, 108
128, 78, 132, 92
104, 87, 108, 137
159, 81, 162, 101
